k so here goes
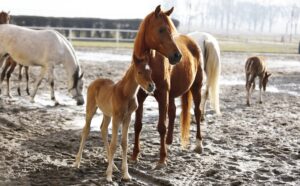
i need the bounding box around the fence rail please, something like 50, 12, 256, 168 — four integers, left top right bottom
27, 26, 138, 42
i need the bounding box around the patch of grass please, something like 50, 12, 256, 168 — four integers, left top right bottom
219, 41, 298, 54
71, 40, 133, 48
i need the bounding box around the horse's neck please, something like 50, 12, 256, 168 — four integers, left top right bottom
116, 64, 138, 98
133, 19, 149, 59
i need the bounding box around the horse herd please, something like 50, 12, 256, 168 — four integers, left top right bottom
0, 5, 271, 182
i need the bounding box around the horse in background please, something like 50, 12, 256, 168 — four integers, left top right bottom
0, 11, 30, 97
75, 55, 155, 182
188, 31, 221, 120
245, 56, 271, 106
0, 23, 84, 105
132, 5, 203, 168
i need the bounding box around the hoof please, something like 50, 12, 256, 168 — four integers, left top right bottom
194, 146, 203, 154
246, 103, 250, 107
122, 174, 132, 182
54, 101, 60, 106
154, 162, 167, 169
259, 101, 263, 104
106, 176, 113, 182
200, 115, 205, 122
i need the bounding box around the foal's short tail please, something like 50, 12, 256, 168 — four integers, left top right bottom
204, 40, 221, 115
180, 90, 192, 148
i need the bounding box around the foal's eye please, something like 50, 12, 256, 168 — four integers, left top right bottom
159, 27, 165, 33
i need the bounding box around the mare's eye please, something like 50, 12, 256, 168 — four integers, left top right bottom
159, 27, 165, 33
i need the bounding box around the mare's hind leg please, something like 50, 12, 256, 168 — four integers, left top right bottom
25, 66, 30, 95
74, 99, 97, 168
17, 65, 23, 96
48, 66, 57, 104
200, 84, 209, 121
166, 97, 176, 145
191, 70, 203, 153
100, 115, 118, 171
132, 89, 148, 161
31, 67, 47, 102
6, 61, 17, 97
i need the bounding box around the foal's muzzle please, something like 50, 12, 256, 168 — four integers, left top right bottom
147, 83, 156, 94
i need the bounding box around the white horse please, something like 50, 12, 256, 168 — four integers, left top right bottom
188, 31, 221, 119
0, 24, 84, 105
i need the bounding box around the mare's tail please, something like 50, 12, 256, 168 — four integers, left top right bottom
204, 40, 221, 115
180, 90, 193, 148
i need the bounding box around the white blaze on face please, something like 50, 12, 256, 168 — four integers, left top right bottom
145, 64, 150, 71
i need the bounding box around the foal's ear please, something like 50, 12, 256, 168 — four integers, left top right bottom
267, 73, 272, 77
165, 7, 174, 16
155, 5, 161, 17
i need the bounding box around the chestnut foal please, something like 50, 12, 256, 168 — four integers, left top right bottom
245, 56, 271, 106
75, 55, 155, 182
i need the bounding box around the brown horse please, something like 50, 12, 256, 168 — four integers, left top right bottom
0, 11, 30, 97
245, 56, 271, 106
131, 6, 203, 167
75, 55, 155, 182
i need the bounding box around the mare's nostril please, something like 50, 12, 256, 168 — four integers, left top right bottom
174, 52, 182, 61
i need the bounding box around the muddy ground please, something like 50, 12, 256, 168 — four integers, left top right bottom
0, 48, 300, 186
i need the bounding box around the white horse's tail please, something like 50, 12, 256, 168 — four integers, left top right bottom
204, 40, 221, 115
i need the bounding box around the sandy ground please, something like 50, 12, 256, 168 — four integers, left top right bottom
0, 48, 300, 186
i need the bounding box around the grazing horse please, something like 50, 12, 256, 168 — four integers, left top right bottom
245, 56, 271, 106
188, 32, 221, 120
75, 55, 155, 182
0, 11, 30, 97
131, 6, 203, 168
0, 24, 84, 105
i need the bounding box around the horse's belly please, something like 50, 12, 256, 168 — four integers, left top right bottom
170, 75, 194, 98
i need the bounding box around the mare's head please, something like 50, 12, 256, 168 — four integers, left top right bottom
262, 72, 271, 91
135, 5, 182, 65
0, 11, 10, 24
69, 67, 84, 105
133, 55, 155, 94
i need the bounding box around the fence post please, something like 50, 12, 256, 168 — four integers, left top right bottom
116, 29, 120, 48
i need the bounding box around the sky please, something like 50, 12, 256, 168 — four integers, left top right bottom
2, 0, 163, 19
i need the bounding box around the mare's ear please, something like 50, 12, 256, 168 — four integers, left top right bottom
165, 7, 174, 16
155, 5, 161, 17
79, 72, 84, 79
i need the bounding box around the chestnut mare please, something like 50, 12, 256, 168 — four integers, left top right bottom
0, 11, 29, 97
131, 6, 203, 167
75, 55, 155, 182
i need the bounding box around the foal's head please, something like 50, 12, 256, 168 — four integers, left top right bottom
262, 72, 271, 91
133, 55, 155, 94
0, 11, 10, 24
137, 5, 182, 64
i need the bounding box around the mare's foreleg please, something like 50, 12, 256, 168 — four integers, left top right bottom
155, 90, 168, 168
25, 66, 30, 95
6, 61, 17, 97
75, 98, 97, 168
166, 97, 176, 145
31, 67, 47, 102
106, 116, 121, 182
132, 89, 148, 161
47, 66, 57, 104
121, 115, 132, 181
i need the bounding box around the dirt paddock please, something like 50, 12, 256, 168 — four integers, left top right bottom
0, 48, 299, 185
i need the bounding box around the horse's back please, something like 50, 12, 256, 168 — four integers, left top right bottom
245, 56, 266, 75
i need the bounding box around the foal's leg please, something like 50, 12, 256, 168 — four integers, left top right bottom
132, 89, 148, 161
121, 115, 132, 181
106, 116, 121, 182
166, 97, 176, 145
100, 115, 118, 171
259, 77, 263, 104
25, 66, 30, 95
6, 61, 17, 97
74, 101, 97, 168
31, 67, 47, 102
0, 60, 10, 95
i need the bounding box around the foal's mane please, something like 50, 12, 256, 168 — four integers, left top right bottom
134, 9, 177, 59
